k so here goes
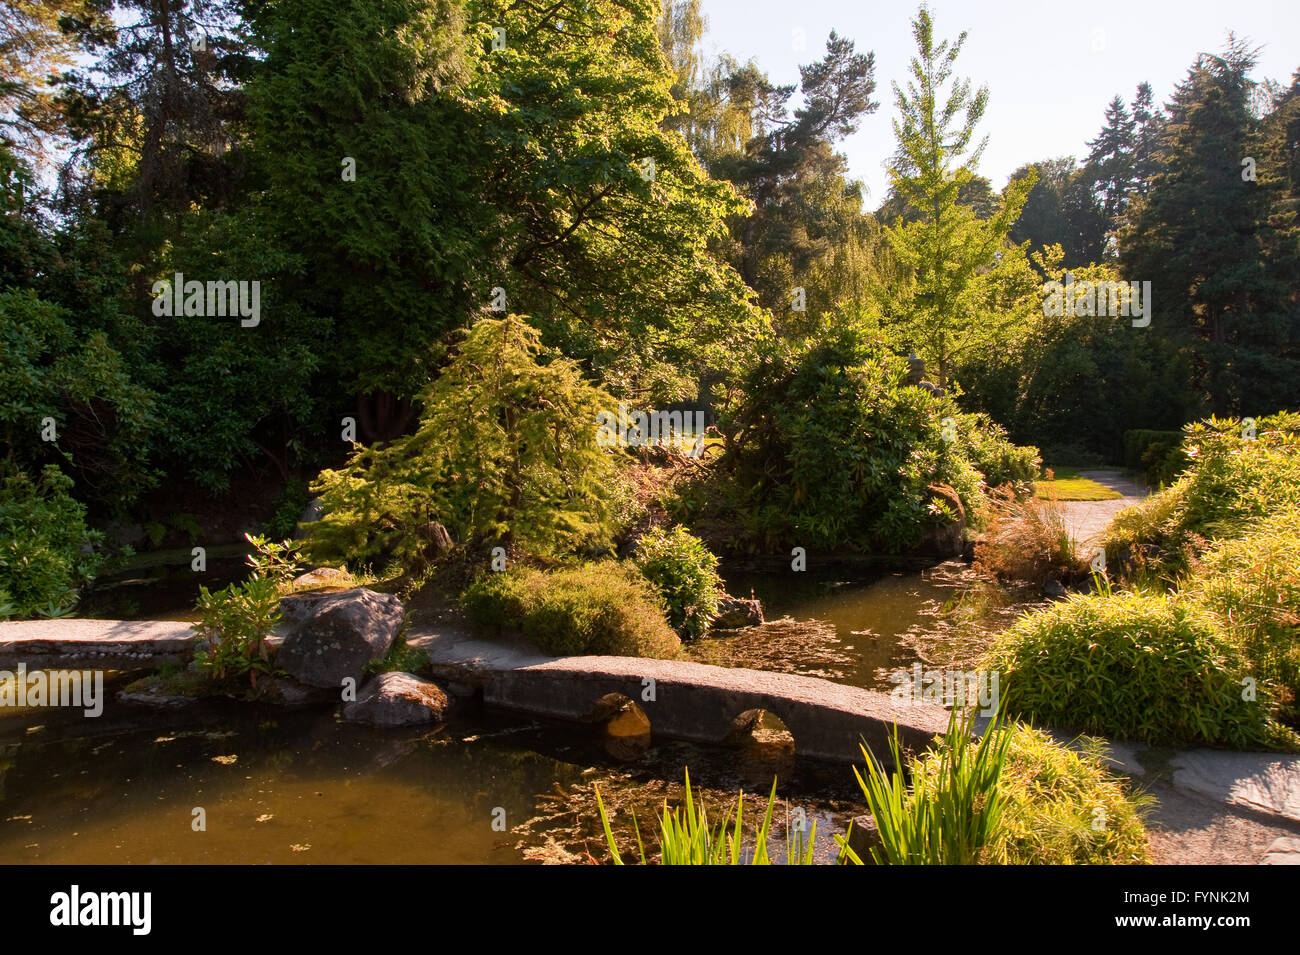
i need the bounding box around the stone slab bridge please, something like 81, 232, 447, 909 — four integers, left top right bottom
0, 619, 951, 765
409, 628, 951, 764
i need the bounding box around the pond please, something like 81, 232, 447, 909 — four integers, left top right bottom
0, 679, 861, 864
695, 560, 1037, 691
8, 557, 1032, 863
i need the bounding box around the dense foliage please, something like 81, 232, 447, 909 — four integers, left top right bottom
977, 725, 1152, 864
1101, 412, 1300, 580
630, 526, 723, 640
0, 463, 102, 618
1183, 513, 1300, 722
461, 562, 681, 658
0, 1, 1295, 615
988, 591, 1290, 748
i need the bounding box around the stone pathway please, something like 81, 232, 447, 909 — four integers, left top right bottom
0, 618, 195, 669
1103, 743, 1300, 864
1055, 469, 1149, 550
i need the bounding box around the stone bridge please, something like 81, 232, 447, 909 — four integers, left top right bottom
410, 628, 950, 764
0, 619, 951, 765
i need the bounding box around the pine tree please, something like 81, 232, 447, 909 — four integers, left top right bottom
1130, 81, 1164, 199
1085, 95, 1136, 252
703, 30, 879, 327
0, 1, 111, 165
60, 0, 248, 218
1121, 37, 1293, 416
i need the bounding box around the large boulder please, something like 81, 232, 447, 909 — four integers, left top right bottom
275, 588, 405, 688
711, 595, 764, 630
342, 671, 453, 726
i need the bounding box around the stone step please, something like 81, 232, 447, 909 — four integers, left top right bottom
0, 619, 197, 670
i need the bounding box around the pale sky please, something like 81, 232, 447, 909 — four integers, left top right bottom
696, 0, 1300, 204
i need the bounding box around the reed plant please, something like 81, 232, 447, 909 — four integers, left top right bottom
837, 707, 1012, 865
594, 769, 816, 865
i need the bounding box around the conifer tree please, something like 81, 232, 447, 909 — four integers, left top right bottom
881, 5, 1034, 389
1085, 95, 1136, 250
1121, 37, 1295, 415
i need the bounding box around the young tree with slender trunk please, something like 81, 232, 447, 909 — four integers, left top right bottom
881, 5, 1034, 391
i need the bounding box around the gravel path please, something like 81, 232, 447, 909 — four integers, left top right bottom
1103, 744, 1300, 865
1055, 469, 1149, 551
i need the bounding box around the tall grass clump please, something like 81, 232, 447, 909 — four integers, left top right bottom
461, 562, 681, 659
840, 708, 1013, 865
594, 770, 815, 865
840, 713, 1152, 865
987, 590, 1293, 748
974, 485, 1085, 586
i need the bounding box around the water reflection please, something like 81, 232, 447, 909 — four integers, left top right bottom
0, 694, 860, 865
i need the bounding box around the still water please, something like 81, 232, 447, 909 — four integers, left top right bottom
4, 561, 1016, 864
698, 561, 999, 689
0, 686, 862, 865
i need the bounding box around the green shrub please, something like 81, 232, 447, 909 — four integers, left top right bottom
710, 327, 1027, 552
1102, 413, 1300, 581
193, 576, 282, 687
631, 526, 722, 640
987, 590, 1292, 748
193, 536, 301, 687
462, 562, 681, 658
959, 412, 1041, 490
1182, 511, 1300, 721
991, 726, 1152, 864
1138, 440, 1188, 487
0, 289, 159, 509
308, 315, 622, 571
0, 463, 102, 619
1123, 429, 1185, 472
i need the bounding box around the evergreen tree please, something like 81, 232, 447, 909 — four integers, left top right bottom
60, 0, 250, 221
881, 5, 1034, 389
247, 0, 479, 432
0, 1, 111, 166
308, 314, 623, 567
1130, 81, 1163, 199
1085, 95, 1136, 252
1121, 37, 1296, 416
704, 31, 879, 331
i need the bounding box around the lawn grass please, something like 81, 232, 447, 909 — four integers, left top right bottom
1034, 467, 1123, 501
